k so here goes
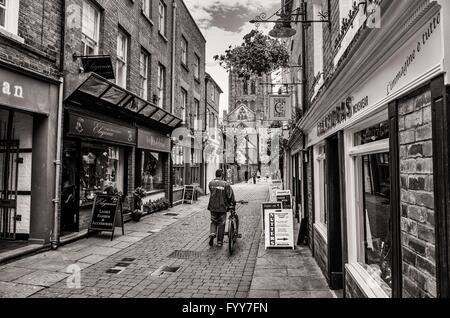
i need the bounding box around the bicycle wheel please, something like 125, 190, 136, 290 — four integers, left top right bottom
228, 216, 235, 256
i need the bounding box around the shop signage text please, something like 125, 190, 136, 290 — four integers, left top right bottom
138, 129, 171, 153
317, 95, 369, 136
68, 114, 136, 145
2, 81, 23, 99
387, 13, 440, 96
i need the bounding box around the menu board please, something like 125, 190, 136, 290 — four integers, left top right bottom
261, 202, 282, 231
264, 209, 295, 249
276, 190, 292, 209
89, 195, 124, 241
183, 185, 195, 204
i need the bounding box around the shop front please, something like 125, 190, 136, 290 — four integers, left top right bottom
136, 128, 171, 209
0, 63, 59, 245
61, 73, 181, 237
302, 1, 448, 298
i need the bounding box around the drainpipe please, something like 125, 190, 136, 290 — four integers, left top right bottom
51, 77, 64, 250
171, 0, 177, 114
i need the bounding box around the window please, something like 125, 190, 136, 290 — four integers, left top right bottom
80, 143, 124, 204
312, 2, 324, 93
206, 109, 210, 130
0, 0, 19, 35
314, 144, 327, 227
181, 88, 187, 123
157, 64, 166, 109
194, 99, 200, 131
251, 81, 256, 95
142, 0, 151, 18
194, 54, 200, 79
181, 36, 188, 66
116, 29, 128, 88
158, 1, 166, 36
243, 81, 248, 95
210, 84, 215, 102
139, 50, 149, 100
172, 145, 184, 187
140, 151, 165, 192
82, 0, 100, 55
353, 121, 391, 296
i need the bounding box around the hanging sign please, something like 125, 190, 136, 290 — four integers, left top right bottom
88, 195, 124, 241
80, 55, 115, 80
269, 95, 292, 121
264, 209, 295, 249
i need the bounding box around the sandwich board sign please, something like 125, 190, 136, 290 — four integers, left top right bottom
88, 194, 125, 241
261, 202, 282, 231
264, 209, 295, 249
276, 190, 292, 209
183, 185, 195, 204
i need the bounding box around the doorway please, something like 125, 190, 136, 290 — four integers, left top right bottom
60, 140, 80, 234
326, 134, 344, 290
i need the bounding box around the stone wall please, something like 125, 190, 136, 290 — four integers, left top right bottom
314, 228, 329, 282
398, 88, 437, 298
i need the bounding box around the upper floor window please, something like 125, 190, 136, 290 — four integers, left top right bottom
82, 0, 100, 55
181, 36, 188, 65
139, 50, 149, 100
142, 0, 151, 18
194, 98, 200, 131
158, 1, 166, 36
206, 109, 210, 130
0, 0, 19, 36
243, 81, 248, 95
210, 84, 215, 102
251, 81, 256, 94
181, 88, 187, 123
312, 1, 324, 95
157, 64, 166, 109
194, 54, 200, 79
116, 29, 128, 88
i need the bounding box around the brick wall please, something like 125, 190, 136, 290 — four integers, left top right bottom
306, 156, 314, 251
0, 0, 63, 79
345, 267, 366, 298
314, 228, 329, 281
398, 88, 437, 298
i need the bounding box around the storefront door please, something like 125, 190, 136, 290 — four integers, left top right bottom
326, 134, 344, 290
0, 138, 20, 240
61, 140, 80, 234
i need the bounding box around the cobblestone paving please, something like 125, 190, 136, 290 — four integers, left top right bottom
30, 183, 269, 298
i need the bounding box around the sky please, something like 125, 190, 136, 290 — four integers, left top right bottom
183, 0, 281, 118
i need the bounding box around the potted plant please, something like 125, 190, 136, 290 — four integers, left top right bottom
132, 187, 147, 222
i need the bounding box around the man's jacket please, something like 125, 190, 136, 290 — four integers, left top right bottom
208, 179, 236, 213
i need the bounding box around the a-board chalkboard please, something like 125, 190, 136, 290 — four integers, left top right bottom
183, 185, 195, 204
88, 194, 124, 241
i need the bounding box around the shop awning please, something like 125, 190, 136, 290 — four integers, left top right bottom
65, 73, 182, 133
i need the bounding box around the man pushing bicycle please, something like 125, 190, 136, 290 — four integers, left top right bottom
207, 169, 236, 247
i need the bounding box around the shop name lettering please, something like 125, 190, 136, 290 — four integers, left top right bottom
1, 81, 24, 99
93, 122, 122, 138
317, 96, 369, 136
386, 13, 440, 96
146, 135, 167, 148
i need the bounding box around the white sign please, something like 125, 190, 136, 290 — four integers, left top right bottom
264, 209, 295, 249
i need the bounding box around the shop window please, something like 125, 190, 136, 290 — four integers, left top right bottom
80, 143, 124, 204
350, 119, 392, 297
140, 151, 164, 192
116, 29, 128, 88
82, 0, 100, 55
173, 145, 184, 188
314, 144, 327, 227
139, 50, 149, 100
0, 0, 20, 36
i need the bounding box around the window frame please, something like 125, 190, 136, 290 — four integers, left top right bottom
194, 53, 200, 80
82, 0, 101, 55
139, 49, 149, 100
180, 88, 187, 123
158, 1, 167, 37
142, 0, 152, 19
0, 0, 19, 36
181, 35, 188, 66
314, 143, 328, 240
157, 63, 166, 109
116, 28, 128, 88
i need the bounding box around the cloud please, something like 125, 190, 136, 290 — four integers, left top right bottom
184, 0, 281, 117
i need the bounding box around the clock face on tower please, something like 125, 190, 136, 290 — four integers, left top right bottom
274, 101, 286, 116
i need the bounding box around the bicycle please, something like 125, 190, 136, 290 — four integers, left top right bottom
227, 200, 248, 256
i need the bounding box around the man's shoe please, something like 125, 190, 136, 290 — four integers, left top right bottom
217, 242, 223, 247
209, 236, 215, 246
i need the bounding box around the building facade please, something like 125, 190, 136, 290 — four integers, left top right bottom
0, 0, 64, 244
60, 0, 189, 238
170, 0, 206, 204
286, 0, 450, 298
204, 73, 223, 194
